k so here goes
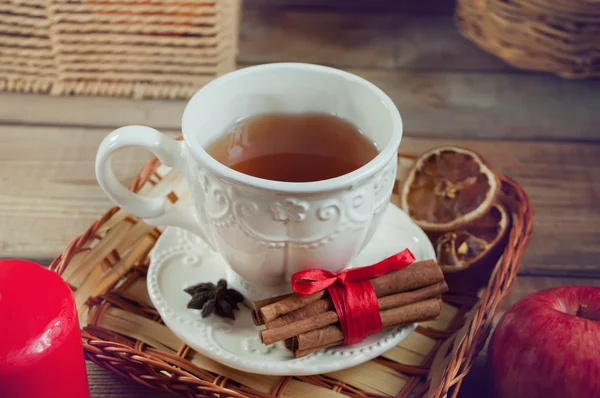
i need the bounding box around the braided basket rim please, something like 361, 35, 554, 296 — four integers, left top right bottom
456, 0, 600, 79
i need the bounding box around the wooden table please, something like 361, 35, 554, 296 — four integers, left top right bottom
1, 2, 599, 397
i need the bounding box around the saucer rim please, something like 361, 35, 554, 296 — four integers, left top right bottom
147, 206, 435, 376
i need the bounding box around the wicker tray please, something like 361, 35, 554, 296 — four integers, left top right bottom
50, 150, 533, 398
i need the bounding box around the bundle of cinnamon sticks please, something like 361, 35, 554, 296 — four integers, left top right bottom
251, 260, 447, 357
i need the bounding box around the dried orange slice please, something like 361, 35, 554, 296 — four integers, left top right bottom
401, 147, 500, 232
434, 203, 509, 272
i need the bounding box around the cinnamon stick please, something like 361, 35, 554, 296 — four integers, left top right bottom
266, 281, 447, 329
292, 298, 442, 354
260, 283, 447, 346
251, 293, 292, 326
371, 260, 443, 297
266, 297, 332, 329
289, 326, 342, 353
258, 290, 327, 324
255, 260, 442, 325
284, 338, 294, 351
260, 311, 339, 346
377, 281, 447, 311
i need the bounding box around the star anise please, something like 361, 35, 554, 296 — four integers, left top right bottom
184, 279, 244, 320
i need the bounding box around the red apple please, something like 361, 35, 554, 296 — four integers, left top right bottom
489, 286, 600, 398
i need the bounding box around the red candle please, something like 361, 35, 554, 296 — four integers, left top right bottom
0, 260, 90, 398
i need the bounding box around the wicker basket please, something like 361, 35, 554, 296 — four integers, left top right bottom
456, 0, 600, 78
0, 0, 240, 99
50, 150, 533, 398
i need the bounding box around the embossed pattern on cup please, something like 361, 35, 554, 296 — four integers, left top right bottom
186, 152, 398, 287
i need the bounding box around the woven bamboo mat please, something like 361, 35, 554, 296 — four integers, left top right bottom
0, 0, 55, 93
50, 152, 533, 398
0, 0, 239, 99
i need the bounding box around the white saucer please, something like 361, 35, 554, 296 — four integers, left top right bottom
147, 203, 435, 375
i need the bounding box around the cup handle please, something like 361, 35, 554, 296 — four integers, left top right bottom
95, 126, 215, 249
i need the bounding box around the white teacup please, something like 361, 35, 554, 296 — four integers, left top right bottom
96, 63, 403, 301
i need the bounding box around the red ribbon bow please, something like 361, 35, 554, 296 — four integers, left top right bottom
291, 249, 416, 345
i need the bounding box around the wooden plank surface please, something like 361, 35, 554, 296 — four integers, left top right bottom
1, 125, 599, 278
1, 69, 598, 140
0, 126, 172, 259
1, 9, 599, 140
244, 0, 457, 14
239, 9, 510, 71
1, 2, 599, 398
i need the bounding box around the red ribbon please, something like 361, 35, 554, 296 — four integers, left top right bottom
291, 249, 416, 345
